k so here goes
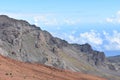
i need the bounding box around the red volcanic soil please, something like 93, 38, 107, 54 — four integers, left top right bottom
0, 55, 107, 80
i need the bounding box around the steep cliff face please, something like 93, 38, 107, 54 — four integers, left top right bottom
71, 43, 106, 67
0, 15, 120, 80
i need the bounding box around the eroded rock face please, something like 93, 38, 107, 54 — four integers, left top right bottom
88, 51, 106, 66
72, 43, 106, 66
0, 15, 66, 69
0, 15, 120, 80
80, 43, 93, 53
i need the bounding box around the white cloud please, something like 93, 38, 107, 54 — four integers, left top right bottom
71, 30, 76, 34
34, 16, 81, 26
79, 30, 103, 45
64, 18, 80, 25
53, 30, 103, 49
106, 18, 113, 23
68, 35, 76, 42
106, 11, 120, 24
117, 11, 120, 15
34, 16, 40, 26
103, 30, 120, 50
33, 15, 59, 26
51, 30, 120, 51
0, 12, 81, 27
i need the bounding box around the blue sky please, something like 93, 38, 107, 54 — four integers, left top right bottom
0, 0, 120, 56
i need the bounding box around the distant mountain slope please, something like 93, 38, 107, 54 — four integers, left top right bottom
0, 15, 120, 80
0, 54, 107, 80
107, 55, 120, 63
107, 55, 120, 71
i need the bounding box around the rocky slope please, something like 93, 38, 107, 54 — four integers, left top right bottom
107, 55, 120, 63
0, 54, 107, 80
107, 55, 120, 71
0, 15, 120, 80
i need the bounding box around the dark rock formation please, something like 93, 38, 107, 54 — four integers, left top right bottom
71, 43, 106, 66
87, 51, 106, 66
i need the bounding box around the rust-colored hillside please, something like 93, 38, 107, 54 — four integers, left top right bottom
0, 55, 106, 80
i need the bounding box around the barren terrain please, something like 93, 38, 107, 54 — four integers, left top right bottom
0, 55, 107, 80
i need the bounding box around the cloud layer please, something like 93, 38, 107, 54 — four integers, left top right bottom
104, 31, 120, 50
52, 30, 120, 52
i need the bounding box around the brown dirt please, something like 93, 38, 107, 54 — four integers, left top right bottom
0, 55, 107, 80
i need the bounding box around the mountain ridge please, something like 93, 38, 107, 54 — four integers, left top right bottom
0, 15, 120, 80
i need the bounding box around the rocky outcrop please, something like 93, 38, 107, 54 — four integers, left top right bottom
71, 43, 106, 66
87, 51, 106, 66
